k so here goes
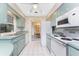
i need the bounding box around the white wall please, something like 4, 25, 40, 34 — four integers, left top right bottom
31, 24, 34, 36
25, 18, 32, 43
41, 19, 47, 47
46, 21, 51, 34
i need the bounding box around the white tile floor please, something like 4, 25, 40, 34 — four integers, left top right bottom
19, 40, 51, 56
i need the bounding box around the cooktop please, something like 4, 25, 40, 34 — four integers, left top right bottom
61, 38, 72, 41
61, 37, 79, 41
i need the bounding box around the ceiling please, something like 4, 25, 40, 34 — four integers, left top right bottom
16, 3, 55, 16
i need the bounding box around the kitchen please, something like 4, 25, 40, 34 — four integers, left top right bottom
0, 3, 79, 56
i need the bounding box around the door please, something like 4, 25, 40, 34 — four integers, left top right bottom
32, 21, 41, 40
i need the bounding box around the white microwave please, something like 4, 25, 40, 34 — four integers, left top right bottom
56, 7, 79, 28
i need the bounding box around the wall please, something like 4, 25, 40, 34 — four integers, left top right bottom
0, 3, 8, 24
25, 17, 32, 43
40, 19, 47, 47
63, 28, 79, 38
46, 21, 51, 34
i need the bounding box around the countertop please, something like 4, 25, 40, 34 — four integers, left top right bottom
0, 31, 27, 56
47, 33, 79, 44
0, 43, 13, 56
0, 31, 27, 40
68, 42, 79, 50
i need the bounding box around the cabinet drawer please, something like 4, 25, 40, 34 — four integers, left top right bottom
51, 38, 66, 56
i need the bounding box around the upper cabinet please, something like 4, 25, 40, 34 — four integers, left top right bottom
16, 16, 25, 28
0, 3, 25, 30
0, 3, 8, 24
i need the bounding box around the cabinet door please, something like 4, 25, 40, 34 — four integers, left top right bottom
12, 41, 19, 56
16, 16, 25, 28
68, 46, 79, 56
51, 38, 66, 56
17, 35, 25, 54
46, 35, 51, 53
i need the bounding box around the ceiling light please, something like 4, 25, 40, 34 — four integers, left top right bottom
30, 3, 42, 14
32, 3, 38, 9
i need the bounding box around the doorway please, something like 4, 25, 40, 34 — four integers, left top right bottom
31, 21, 41, 41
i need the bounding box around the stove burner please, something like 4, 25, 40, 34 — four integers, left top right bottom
61, 38, 72, 41
73, 39, 79, 41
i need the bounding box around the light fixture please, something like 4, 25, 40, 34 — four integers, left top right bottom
32, 3, 38, 9
30, 3, 42, 14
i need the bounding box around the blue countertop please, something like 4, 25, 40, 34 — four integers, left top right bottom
0, 31, 26, 40
0, 31, 27, 56
68, 42, 79, 50
0, 43, 13, 56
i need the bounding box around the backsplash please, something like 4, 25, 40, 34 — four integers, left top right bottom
63, 28, 79, 38
54, 27, 79, 38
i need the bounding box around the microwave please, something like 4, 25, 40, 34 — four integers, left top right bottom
0, 24, 14, 33
56, 7, 79, 28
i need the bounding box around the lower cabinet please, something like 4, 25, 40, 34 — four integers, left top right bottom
68, 46, 79, 56
46, 34, 67, 56
51, 38, 67, 56
12, 34, 25, 56
46, 35, 51, 53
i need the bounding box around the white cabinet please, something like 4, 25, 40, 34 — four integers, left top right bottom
51, 37, 67, 56
56, 7, 79, 28
12, 34, 25, 56
46, 34, 51, 53
46, 21, 51, 33
68, 46, 79, 56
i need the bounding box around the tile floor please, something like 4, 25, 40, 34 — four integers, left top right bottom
19, 40, 51, 56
